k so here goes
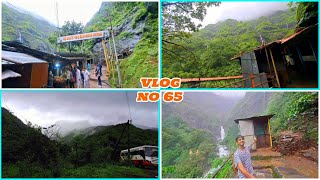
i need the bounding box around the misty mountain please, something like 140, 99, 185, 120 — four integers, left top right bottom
163, 9, 296, 81
55, 120, 94, 136
162, 92, 242, 137
2, 2, 57, 52
2, 107, 158, 177
227, 92, 273, 121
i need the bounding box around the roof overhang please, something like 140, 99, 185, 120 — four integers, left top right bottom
234, 114, 274, 124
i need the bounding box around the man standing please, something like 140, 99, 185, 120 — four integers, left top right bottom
96, 61, 102, 88
83, 68, 90, 88
76, 66, 81, 88
234, 135, 256, 178
88, 62, 91, 71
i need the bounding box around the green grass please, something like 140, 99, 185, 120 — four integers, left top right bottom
2, 163, 150, 178
63, 164, 147, 178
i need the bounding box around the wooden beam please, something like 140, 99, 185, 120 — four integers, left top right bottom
101, 38, 111, 77
181, 75, 243, 83
268, 48, 281, 88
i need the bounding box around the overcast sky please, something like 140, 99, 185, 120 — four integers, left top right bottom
2, 92, 158, 129
3, 0, 106, 26
197, 2, 289, 28
213, 91, 245, 98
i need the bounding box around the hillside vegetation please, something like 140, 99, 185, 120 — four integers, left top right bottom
2, 108, 158, 178
162, 92, 318, 178
85, 2, 158, 87
2, 2, 56, 51
162, 93, 241, 178
163, 9, 295, 86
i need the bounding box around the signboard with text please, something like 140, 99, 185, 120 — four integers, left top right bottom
57, 31, 108, 43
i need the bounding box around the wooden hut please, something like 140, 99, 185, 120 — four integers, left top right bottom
2, 41, 69, 88
232, 24, 318, 88
234, 115, 274, 150
2, 50, 48, 88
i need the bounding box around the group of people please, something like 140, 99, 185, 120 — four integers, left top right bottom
64, 65, 90, 88
48, 61, 103, 88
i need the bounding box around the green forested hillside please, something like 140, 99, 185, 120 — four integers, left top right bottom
2, 108, 158, 178
163, 9, 295, 82
162, 93, 241, 178
2, 2, 56, 51
84, 2, 158, 87
223, 92, 318, 150
162, 116, 216, 178
162, 92, 318, 178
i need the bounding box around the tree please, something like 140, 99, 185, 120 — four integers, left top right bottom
162, 2, 220, 34
288, 2, 318, 28
162, 2, 220, 77
48, 21, 84, 52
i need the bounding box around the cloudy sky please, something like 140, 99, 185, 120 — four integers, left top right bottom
2, 91, 158, 129
4, 0, 106, 26
196, 2, 289, 28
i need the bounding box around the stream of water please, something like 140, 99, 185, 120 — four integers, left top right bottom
203, 126, 229, 178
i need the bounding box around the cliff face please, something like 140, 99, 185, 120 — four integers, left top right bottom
85, 2, 158, 87
2, 2, 56, 52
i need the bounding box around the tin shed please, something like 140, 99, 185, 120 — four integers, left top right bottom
234, 115, 274, 150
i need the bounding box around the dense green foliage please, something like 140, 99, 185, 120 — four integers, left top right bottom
163, 92, 318, 178
84, 2, 158, 87
266, 92, 318, 135
289, 2, 318, 27
48, 21, 85, 52
162, 116, 216, 178
2, 108, 158, 177
163, 9, 296, 82
2, 3, 56, 51
116, 11, 158, 88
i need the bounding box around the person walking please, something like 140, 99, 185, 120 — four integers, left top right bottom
96, 61, 102, 88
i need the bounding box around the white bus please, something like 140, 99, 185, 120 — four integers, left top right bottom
120, 145, 158, 168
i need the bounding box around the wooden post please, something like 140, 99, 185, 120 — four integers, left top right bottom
109, 13, 122, 87
268, 48, 281, 88
101, 38, 110, 77
250, 74, 255, 88
268, 118, 272, 148
308, 39, 317, 63
264, 45, 272, 74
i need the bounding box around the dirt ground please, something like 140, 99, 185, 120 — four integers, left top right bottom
88, 65, 111, 88
251, 148, 318, 178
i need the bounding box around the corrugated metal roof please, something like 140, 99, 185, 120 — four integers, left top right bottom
231, 24, 317, 60
2, 69, 22, 80
234, 114, 274, 124
2, 50, 47, 64
2, 60, 15, 65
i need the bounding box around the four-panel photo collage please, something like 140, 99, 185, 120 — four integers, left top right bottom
1, 0, 319, 179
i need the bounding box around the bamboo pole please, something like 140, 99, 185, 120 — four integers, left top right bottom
268, 118, 272, 148
268, 48, 281, 88
101, 39, 110, 77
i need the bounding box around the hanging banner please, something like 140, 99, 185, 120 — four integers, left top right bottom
57, 31, 108, 43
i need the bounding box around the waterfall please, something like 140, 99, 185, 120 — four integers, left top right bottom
218, 126, 228, 157
220, 126, 225, 140
17, 29, 23, 43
